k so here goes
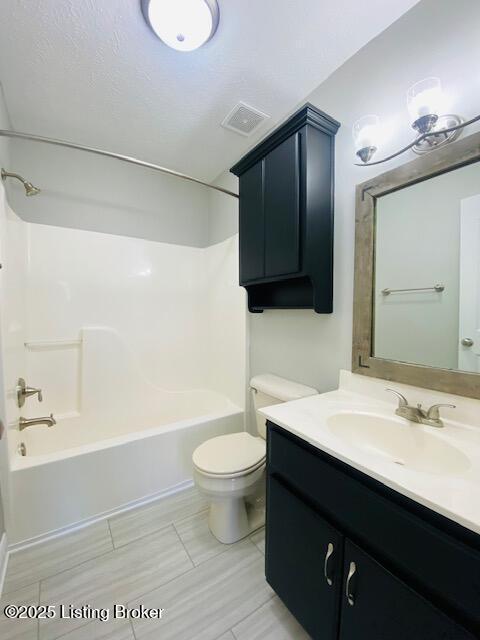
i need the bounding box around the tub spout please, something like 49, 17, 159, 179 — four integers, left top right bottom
19, 414, 56, 431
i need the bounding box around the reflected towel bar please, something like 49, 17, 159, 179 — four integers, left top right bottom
381, 284, 445, 296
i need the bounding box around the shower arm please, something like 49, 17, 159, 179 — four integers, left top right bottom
0, 129, 239, 199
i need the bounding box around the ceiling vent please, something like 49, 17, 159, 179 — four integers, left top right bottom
221, 102, 270, 137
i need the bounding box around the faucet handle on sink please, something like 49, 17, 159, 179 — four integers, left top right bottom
385, 388, 408, 408
425, 403, 456, 422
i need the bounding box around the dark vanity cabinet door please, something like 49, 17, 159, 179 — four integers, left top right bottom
266, 475, 343, 640
263, 133, 300, 278
339, 540, 475, 640
239, 162, 265, 283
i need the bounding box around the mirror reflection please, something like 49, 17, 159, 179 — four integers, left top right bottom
373, 161, 480, 373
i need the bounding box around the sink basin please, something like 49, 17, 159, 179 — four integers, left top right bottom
327, 412, 470, 475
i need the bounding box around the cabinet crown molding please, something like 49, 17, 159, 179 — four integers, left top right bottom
230, 103, 340, 177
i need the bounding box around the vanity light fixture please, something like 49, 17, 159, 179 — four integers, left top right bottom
141, 0, 220, 52
352, 115, 382, 164
354, 77, 480, 166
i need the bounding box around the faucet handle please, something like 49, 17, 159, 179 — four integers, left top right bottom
27, 387, 43, 402
385, 388, 408, 408
17, 378, 43, 407
426, 403, 456, 421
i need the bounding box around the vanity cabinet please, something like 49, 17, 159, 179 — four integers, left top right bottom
230, 104, 340, 313
266, 423, 479, 640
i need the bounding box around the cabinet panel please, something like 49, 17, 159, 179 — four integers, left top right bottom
239, 161, 264, 283
266, 475, 342, 640
264, 133, 301, 278
339, 540, 474, 640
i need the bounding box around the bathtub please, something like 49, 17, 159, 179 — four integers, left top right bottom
9, 390, 243, 545
6, 327, 245, 545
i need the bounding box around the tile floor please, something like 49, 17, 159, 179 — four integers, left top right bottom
1, 487, 310, 640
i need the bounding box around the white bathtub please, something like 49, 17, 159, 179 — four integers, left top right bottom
9, 390, 243, 545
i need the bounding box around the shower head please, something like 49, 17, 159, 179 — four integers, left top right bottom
23, 182, 41, 196
1, 168, 41, 196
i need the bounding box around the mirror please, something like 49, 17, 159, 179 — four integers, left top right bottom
352, 131, 480, 399
374, 161, 480, 373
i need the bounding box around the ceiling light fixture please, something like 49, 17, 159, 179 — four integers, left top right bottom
142, 0, 220, 52
353, 77, 479, 166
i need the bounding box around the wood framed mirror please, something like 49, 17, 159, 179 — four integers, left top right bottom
352, 131, 480, 399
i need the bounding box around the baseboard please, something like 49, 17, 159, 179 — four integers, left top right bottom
0, 532, 8, 597
9, 478, 194, 553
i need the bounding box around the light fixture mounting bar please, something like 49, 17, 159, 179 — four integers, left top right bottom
354, 113, 480, 167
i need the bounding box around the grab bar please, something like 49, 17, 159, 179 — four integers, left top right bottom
381, 284, 445, 296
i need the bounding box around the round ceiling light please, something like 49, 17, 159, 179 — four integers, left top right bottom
142, 0, 220, 52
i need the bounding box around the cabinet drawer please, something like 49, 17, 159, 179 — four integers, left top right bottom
267, 424, 480, 634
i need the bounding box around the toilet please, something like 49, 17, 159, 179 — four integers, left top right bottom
192, 374, 318, 544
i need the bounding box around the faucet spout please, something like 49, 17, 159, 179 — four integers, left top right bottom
19, 414, 56, 431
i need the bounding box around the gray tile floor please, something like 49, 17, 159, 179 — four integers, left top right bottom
1, 487, 309, 640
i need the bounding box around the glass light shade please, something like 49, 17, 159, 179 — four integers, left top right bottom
143, 0, 219, 52
407, 77, 443, 121
352, 115, 381, 152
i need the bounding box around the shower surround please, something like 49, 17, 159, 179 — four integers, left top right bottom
0, 186, 246, 544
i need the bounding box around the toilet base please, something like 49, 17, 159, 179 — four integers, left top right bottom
208, 493, 265, 544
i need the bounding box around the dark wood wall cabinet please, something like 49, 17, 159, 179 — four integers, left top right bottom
230, 104, 340, 313
266, 423, 480, 640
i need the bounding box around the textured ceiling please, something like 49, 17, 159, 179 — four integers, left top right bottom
0, 0, 419, 181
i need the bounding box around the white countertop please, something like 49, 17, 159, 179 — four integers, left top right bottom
260, 372, 480, 536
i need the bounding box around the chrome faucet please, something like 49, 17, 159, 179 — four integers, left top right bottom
19, 414, 56, 431
386, 389, 455, 428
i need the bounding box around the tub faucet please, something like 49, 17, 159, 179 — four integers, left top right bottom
385, 389, 455, 428
19, 414, 56, 431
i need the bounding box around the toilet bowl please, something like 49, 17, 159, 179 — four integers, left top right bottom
192, 374, 318, 544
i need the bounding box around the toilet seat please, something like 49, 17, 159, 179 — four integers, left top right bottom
193, 432, 266, 478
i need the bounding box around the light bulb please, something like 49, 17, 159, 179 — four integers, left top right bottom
142, 0, 219, 52
407, 77, 443, 133
352, 115, 381, 163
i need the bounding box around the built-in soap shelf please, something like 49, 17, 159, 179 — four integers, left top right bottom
24, 334, 83, 418
24, 338, 82, 350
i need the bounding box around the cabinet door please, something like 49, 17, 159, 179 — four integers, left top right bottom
239, 161, 264, 283
339, 540, 475, 640
264, 133, 301, 278
266, 475, 342, 640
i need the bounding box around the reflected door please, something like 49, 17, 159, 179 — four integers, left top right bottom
459, 194, 480, 372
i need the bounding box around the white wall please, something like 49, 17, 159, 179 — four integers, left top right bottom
8, 142, 212, 247
374, 163, 480, 369
241, 0, 480, 398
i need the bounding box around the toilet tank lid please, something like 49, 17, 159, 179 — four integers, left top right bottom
250, 374, 318, 402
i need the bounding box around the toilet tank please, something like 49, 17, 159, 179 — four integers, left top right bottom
250, 374, 318, 439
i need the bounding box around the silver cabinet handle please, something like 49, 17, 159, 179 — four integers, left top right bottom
461, 337, 474, 347
346, 561, 356, 606
324, 542, 334, 586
